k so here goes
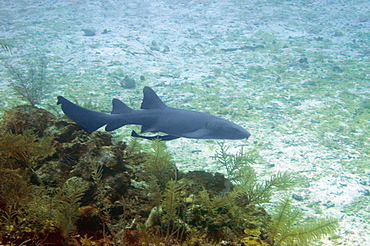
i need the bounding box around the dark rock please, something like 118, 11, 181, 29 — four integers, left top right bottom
183, 171, 233, 195
298, 57, 308, 64
102, 29, 110, 34
162, 45, 170, 53
121, 75, 136, 89
331, 65, 344, 73
82, 29, 96, 36
292, 193, 304, 201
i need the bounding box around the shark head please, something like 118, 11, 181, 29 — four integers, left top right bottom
203, 117, 251, 140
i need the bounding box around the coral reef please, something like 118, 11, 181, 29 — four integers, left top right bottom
0, 105, 337, 245
0, 105, 56, 136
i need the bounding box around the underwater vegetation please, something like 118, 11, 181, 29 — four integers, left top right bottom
231, 168, 296, 206
268, 197, 338, 245
5, 56, 50, 107
0, 105, 338, 245
0, 129, 55, 169
142, 139, 177, 189
215, 142, 259, 180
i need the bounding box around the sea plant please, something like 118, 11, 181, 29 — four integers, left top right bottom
0, 168, 63, 245
141, 179, 186, 244
6, 56, 49, 106
268, 196, 338, 245
231, 167, 296, 205
0, 129, 55, 170
126, 136, 142, 156
162, 180, 184, 242
55, 177, 89, 238
143, 139, 177, 189
0, 169, 31, 210
214, 141, 259, 180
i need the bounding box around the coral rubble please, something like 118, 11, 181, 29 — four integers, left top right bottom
0, 106, 337, 245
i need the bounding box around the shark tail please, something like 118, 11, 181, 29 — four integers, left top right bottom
57, 96, 114, 133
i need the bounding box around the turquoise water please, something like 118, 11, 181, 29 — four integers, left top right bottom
0, 0, 369, 245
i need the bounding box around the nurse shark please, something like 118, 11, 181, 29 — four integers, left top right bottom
57, 87, 250, 141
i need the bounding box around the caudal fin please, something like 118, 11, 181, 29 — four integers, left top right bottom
57, 96, 110, 133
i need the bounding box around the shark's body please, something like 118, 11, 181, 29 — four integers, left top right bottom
57, 87, 250, 141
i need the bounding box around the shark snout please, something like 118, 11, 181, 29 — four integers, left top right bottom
242, 129, 251, 139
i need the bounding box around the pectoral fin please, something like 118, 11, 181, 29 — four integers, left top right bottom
182, 129, 212, 139
131, 130, 179, 141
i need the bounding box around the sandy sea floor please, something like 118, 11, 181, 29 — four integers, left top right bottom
0, 0, 369, 245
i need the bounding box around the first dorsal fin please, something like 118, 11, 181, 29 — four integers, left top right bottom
141, 87, 167, 110
111, 98, 133, 114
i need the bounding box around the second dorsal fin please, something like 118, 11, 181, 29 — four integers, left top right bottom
111, 99, 133, 114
